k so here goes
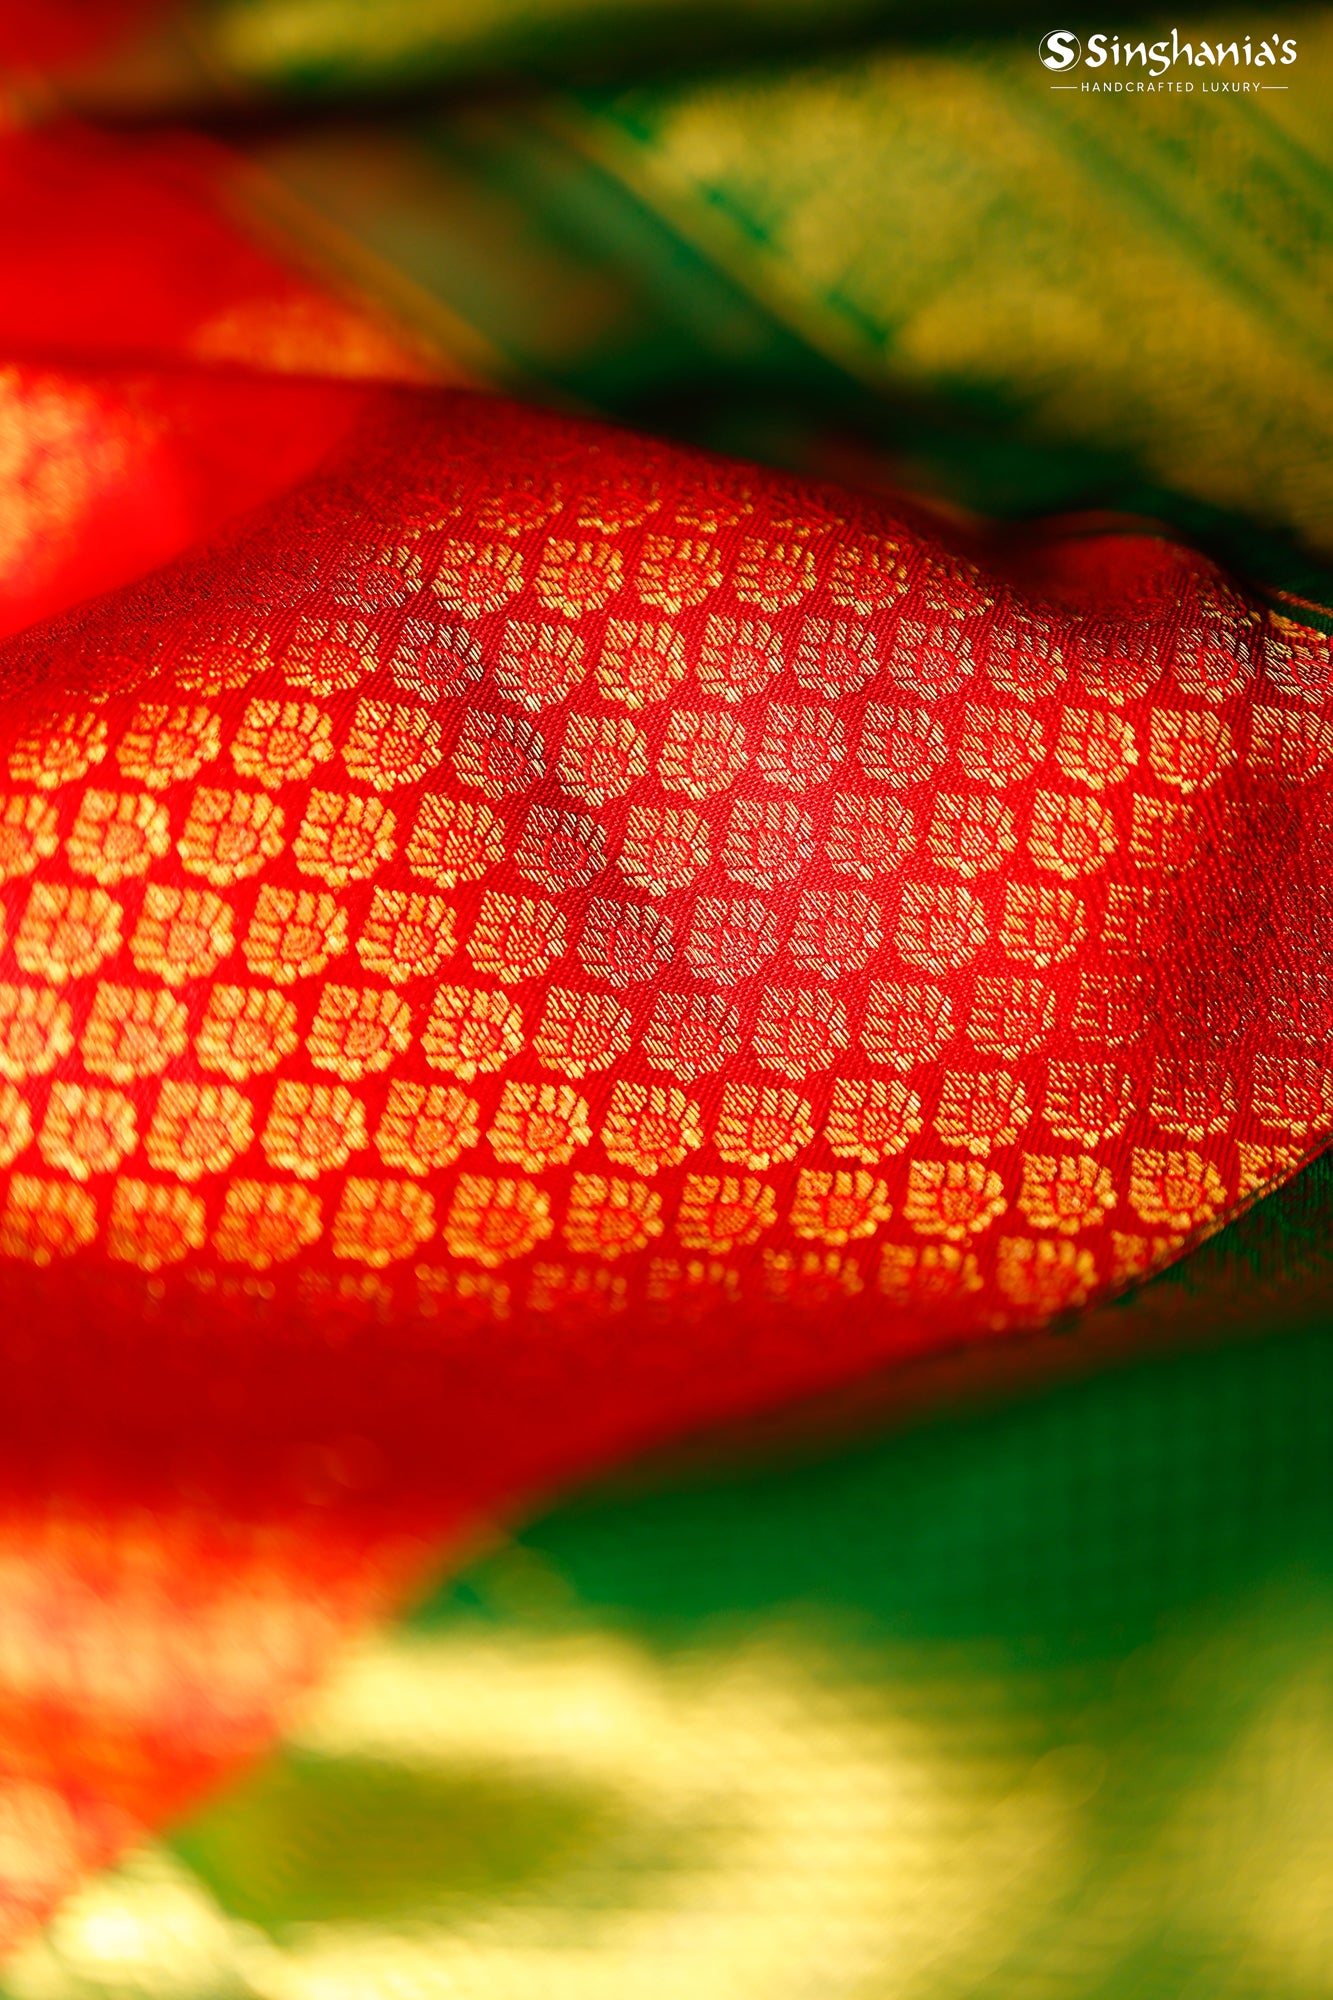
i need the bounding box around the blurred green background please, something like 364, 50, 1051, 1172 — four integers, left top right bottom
10, 1293, 1333, 1998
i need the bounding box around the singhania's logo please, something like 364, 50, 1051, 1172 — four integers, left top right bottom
1039, 30, 1081, 68
1038, 27, 1297, 73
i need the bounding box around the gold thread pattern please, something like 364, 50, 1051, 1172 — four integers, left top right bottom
38, 1085, 136, 1181
80, 985, 189, 1082
602, 1083, 704, 1174
131, 886, 233, 985
145, 1083, 253, 1180
306, 986, 412, 1079
331, 1178, 435, 1266
0, 985, 74, 1079
15, 885, 121, 984
356, 890, 455, 982
262, 1082, 367, 1178
0, 1175, 97, 1263
243, 887, 347, 985
214, 1181, 322, 1267
375, 1083, 478, 1174
0, 796, 59, 881
195, 986, 298, 1079
293, 790, 394, 885
489, 1084, 592, 1169
564, 1174, 664, 1259
177, 788, 283, 884
443, 1175, 553, 1266
422, 986, 523, 1081
231, 699, 334, 785
116, 704, 221, 790
107, 1179, 206, 1270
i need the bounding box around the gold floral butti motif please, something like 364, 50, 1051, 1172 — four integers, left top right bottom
0, 392, 1327, 1346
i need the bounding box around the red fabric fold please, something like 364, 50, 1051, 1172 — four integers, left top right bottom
1, 380, 1331, 1937
2, 383, 1328, 1408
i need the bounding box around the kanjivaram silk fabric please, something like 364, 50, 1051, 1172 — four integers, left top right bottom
0, 2, 1332, 1968
7, 387, 1333, 1357
0, 372, 1330, 1933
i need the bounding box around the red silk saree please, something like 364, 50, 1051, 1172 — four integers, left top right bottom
0, 20, 1332, 1974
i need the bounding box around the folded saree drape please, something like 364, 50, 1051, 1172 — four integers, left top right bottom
7, 384, 1333, 1343
2, 3, 1333, 1973
1, 367, 1333, 1936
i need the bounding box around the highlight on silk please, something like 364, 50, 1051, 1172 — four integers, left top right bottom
0, 0, 1330, 1992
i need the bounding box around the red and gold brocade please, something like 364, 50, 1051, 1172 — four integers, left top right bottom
0, 389, 1327, 1380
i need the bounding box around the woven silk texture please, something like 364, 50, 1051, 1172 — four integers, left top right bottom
2, 0, 1333, 1975
2, 385, 1331, 1462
